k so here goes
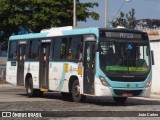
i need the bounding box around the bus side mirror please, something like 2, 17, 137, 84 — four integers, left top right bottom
151, 50, 154, 65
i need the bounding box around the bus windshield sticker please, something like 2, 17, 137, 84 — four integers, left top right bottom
129, 67, 148, 71
127, 44, 133, 50
106, 66, 128, 71
106, 66, 148, 71
64, 63, 69, 73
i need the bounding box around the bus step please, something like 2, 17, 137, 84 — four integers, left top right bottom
40, 88, 48, 92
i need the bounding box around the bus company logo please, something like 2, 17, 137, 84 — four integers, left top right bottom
2, 112, 11, 117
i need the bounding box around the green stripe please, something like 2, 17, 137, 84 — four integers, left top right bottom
106, 66, 148, 71
129, 67, 148, 71
106, 66, 127, 71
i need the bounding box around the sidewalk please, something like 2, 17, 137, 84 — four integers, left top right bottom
150, 93, 160, 99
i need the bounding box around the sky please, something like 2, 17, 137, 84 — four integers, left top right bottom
78, 0, 160, 27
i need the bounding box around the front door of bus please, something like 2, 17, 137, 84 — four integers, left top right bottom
83, 41, 96, 94
40, 43, 50, 89
17, 45, 26, 86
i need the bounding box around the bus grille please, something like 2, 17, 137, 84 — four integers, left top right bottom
108, 76, 146, 82
113, 90, 143, 96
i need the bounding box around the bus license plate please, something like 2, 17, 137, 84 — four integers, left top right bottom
122, 93, 133, 97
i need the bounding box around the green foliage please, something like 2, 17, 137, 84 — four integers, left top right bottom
112, 8, 136, 29
0, 0, 99, 42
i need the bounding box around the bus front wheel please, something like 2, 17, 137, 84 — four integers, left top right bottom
113, 97, 127, 104
72, 80, 86, 102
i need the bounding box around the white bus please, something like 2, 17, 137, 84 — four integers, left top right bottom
6, 26, 153, 103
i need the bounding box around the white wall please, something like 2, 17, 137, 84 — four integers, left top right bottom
150, 41, 160, 93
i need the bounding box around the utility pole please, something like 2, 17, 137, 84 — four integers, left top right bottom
104, 0, 108, 28
73, 0, 77, 28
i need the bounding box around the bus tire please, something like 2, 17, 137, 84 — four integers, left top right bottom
113, 97, 127, 104
72, 80, 86, 102
26, 77, 37, 97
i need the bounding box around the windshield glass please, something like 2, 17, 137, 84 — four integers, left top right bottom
99, 41, 151, 75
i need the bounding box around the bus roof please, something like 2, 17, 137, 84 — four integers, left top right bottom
9, 27, 145, 41
9, 27, 99, 41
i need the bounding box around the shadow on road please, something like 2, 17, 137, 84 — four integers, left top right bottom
17, 92, 160, 106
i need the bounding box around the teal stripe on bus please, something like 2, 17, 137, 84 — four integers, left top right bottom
9, 32, 49, 41
62, 27, 99, 37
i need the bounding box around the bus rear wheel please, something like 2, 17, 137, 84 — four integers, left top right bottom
113, 97, 127, 104
72, 80, 86, 102
26, 77, 43, 97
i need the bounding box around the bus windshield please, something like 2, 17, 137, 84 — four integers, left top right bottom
99, 40, 151, 75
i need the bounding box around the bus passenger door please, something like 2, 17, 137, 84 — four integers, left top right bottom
83, 41, 96, 94
40, 43, 50, 89
17, 45, 26, 86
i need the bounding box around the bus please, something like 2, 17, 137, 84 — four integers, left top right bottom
6, 26, 153, 103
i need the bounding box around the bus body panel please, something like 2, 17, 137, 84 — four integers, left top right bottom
49, 62, 64, 91
6, 61, 18, 86
24, 62, 40, 89
49, 62, 83, 93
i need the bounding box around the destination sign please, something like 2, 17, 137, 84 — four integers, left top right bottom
104, 32, 142, 39
41, 39, 51, 43
19, 41, 27, 44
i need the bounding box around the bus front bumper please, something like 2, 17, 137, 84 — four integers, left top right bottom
94, 83, 151, 97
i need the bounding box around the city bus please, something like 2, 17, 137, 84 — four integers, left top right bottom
6, 26, 153, 103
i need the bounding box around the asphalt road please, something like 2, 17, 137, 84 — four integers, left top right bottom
0, 85, 160, 120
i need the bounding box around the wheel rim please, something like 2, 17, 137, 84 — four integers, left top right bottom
27, 83, 32, 94
74, 84, 80, 97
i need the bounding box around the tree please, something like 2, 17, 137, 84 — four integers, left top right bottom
0, 0, 99, 42
112, 8, 136, 29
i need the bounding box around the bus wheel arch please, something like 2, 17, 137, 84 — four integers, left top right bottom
25, 73, 43, 97
69, 76, 86, 102
69, 76, 79, 93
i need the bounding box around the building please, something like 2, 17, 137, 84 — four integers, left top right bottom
145, 30, 160, 94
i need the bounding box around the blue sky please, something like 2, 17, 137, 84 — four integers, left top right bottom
78, 0, 160, 27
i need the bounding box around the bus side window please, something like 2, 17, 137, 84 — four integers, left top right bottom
29, 40, 40, 60
67, 38, 72, 59
53, 38, 61, 60
69, 36, 82, 60
9, 41, 17, 60
60, 38, 68, 59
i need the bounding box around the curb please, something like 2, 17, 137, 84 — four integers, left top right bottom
150, 94, 160, 99
0, 84, 14, 88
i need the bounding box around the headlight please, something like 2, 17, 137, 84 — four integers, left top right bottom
145, 80, 151, 88
99, 76, 110, 87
